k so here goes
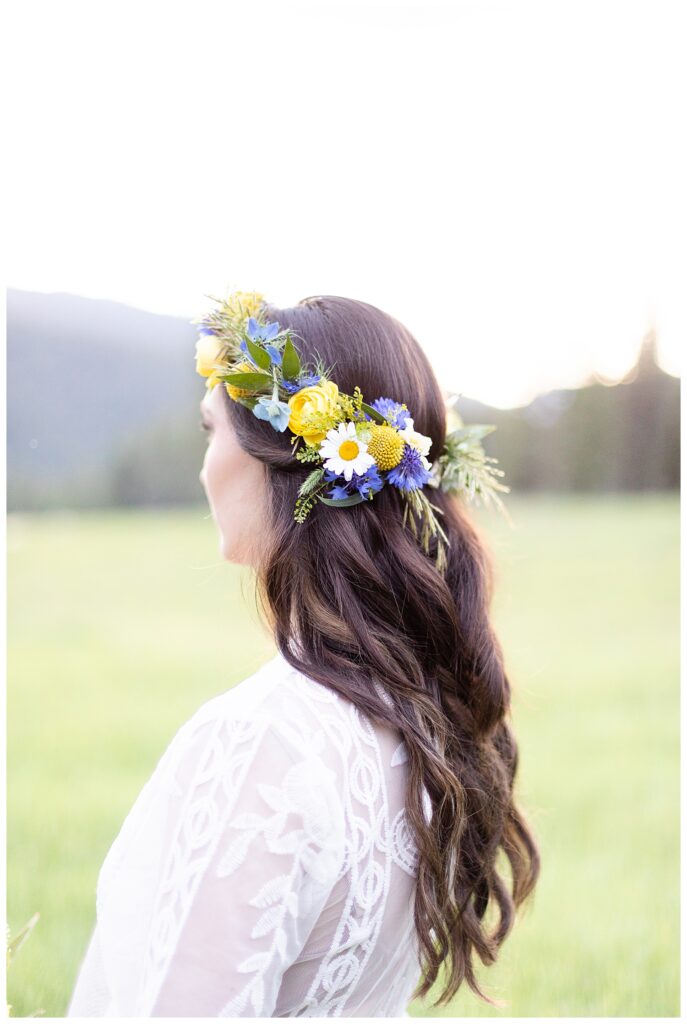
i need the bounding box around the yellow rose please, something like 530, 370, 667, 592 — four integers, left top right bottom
288, 380, 340, 446
195, 334, 229, 389
195, 334, 223, 378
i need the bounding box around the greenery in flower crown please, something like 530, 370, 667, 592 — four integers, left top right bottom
194, 290, 511, 575
428, 416, 513, 524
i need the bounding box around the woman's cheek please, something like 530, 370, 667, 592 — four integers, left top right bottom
207, 441, 248, 559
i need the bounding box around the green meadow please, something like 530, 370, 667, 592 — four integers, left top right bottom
6, 494, 680, 1017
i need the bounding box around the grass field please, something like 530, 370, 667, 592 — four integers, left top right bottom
6, 493, 680, 1017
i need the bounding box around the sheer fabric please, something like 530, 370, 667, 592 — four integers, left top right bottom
67, 650, 427, 1017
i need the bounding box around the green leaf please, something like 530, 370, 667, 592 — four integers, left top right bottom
282, 336, 301, 379
446, 424, 496, 444
317, 493, 366, 508
219, 371, 273, 389
360, 401, 387, 425
243, 336, 272, 371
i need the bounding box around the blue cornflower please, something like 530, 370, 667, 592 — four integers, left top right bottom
351, 464, 384, 499
252, 396, 291, 432
327, 484, 352, 500
198, 326, 216, 336
324, 465, 350, 499
324, 464, 385, 500
386, 444, 432, 491
281, 373, 322, 394
365, 396, 412, 429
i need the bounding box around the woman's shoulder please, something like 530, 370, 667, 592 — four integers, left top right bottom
186, 649, 345, 730
159, 650, 353, 773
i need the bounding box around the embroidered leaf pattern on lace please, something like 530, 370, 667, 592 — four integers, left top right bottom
79, 659, 429, 1018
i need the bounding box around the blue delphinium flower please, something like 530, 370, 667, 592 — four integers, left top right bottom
240, 319, 283, 369
365, 396, 412, 429
264, 344, 282, 366
246, 317, 280, 343
324, 464, 384, 500
252, 396, 291, 432
281, 373, 322, 394
386, 444, 432, 491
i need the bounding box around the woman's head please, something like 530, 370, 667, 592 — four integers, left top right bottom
200, 294, 449, 572
199, 294, 540, 1008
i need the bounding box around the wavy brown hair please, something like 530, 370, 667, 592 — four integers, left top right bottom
221, 295, 540, 1009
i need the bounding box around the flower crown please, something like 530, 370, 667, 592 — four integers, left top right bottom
194, 290, 510, 575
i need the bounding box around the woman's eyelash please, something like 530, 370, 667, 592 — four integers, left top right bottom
199, 419, 212, 434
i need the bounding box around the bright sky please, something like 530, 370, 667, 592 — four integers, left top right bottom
5, 0, 685, 408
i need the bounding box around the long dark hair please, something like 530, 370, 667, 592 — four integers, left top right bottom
221, 295, 540, 1008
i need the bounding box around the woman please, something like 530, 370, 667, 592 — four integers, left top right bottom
67, 293, 540, 1016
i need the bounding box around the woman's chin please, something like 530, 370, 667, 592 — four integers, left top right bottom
220, 533, 247, 566
219, 535, 234, 562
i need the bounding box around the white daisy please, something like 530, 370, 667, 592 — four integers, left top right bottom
398, 417, 433, 458
319, 421, 376, 481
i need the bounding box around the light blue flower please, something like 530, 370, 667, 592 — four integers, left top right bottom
252, 396, 291, 432
264, 344, 282, 367
246, 317, 280, 343
241, 319, 282, 369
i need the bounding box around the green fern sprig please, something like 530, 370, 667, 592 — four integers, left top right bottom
430, 422, 512, 523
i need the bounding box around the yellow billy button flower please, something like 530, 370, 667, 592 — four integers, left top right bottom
221, 290, 265, 320
366, 423, 404, 470
224, 361, 257, 400
288, 379, 340, 446
195, 334, 224, 388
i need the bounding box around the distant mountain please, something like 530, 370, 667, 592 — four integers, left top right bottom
5, 291, 680, 510
7, 289, 202, 506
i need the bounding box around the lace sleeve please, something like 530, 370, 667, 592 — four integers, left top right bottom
135, 710, 347, 1017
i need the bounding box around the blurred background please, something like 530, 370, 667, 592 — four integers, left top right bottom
5, 0, 682, 1017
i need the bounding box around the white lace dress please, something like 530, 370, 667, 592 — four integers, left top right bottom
66, 649, 427, 1017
